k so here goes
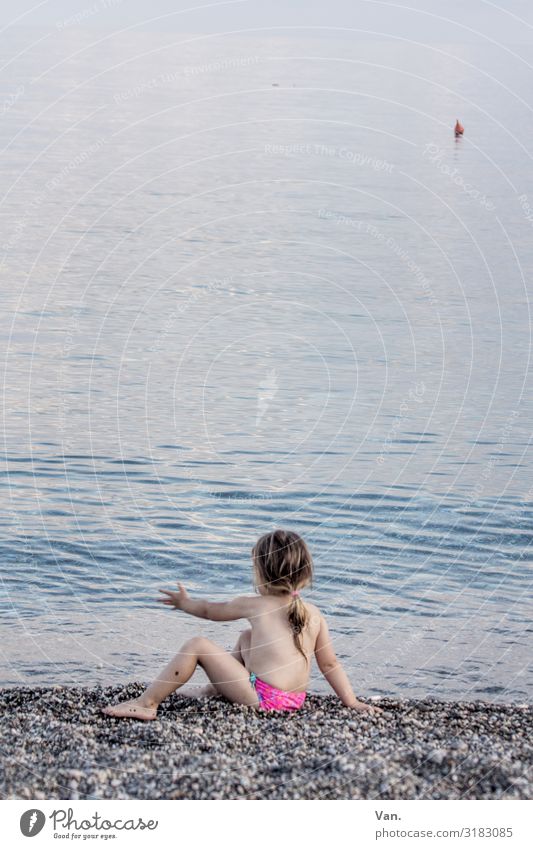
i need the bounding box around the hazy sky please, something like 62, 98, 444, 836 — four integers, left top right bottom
3, 0, 533, 43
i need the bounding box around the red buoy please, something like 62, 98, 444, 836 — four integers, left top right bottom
454, 119, 464, 136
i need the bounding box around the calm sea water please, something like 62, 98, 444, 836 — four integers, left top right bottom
1, 29, 531, 700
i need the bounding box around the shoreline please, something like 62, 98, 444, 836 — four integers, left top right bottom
1, 685, 531, 800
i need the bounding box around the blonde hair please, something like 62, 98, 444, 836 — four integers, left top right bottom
252, 529, 313, 662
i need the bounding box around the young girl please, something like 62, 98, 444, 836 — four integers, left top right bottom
103, 529, 380, 719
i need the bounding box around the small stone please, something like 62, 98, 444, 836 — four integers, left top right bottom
428, 749, 447, 765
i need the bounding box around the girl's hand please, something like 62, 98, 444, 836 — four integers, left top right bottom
349, 700, 383, 714
157, 582, 189, 610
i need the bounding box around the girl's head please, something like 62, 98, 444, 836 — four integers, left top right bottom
251, 529, 313, 661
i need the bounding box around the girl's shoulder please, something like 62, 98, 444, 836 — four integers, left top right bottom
303, 600, 323, 627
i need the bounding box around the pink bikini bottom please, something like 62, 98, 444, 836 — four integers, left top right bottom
250, 672, 306, 712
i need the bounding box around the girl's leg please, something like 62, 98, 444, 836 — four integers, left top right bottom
197, 629, 252, 697
102, 636, 258, 720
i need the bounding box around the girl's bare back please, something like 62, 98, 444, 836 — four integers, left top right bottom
240, 595, 321, 692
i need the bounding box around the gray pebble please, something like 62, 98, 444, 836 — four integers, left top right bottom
1, 685, 530, 800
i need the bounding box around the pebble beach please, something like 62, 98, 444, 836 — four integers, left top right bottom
1, 685, 531, 800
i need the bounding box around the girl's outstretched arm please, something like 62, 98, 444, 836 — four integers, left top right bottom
314, 616, 381, 713
157, 583, 258, 621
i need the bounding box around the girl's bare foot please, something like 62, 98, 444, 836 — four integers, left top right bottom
102, 698, 157, 721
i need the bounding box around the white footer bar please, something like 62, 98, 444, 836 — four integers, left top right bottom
3, 799, 531, 849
